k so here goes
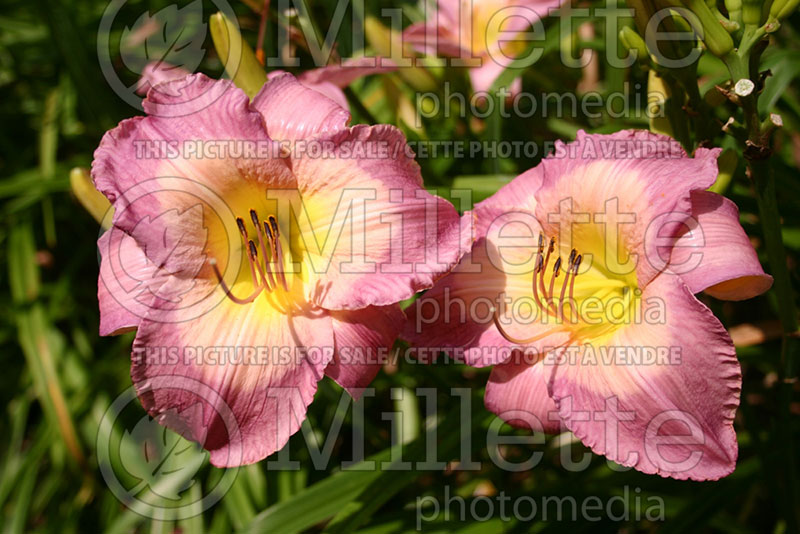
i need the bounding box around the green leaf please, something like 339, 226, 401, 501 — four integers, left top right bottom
244, 411, 472, 534
242, 448, 394, 534
321, 411, 485, 533
488, 21, 560, 95
758, 49, 800, 115
119, 415, 205, 501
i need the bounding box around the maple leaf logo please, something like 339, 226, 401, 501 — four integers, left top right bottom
128, 204, 208, 306
120, 1, 206, 82
119, 403, 207, 501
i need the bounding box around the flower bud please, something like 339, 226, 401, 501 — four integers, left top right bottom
70, 167, 112, 228
725, 0, 743, 24
684, 0, 735, 56
708, 149, 738, 194
365, 16, 437, 92
741, 0, 764, 25
770, 0, 800, 20
210, 12, 268, 98
619, 27, 650, 63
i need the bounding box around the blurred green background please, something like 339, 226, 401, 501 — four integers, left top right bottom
1, 0, 799, 532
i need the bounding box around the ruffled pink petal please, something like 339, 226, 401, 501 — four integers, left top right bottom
547, 273, 741, 480
92, 74, 295, 244
293, 123, 471, 310
135, 62, 192, 96
468, 57, 518, 93
131, 278, 334, 467
97, 228, 160, 335
267, 70, 350, 112
302, 80, 350, 110
403, 167, 552, 365
403, 203, 569, 367
403, 236, 515, 366
485, 356, 562, 433
325, 305, 405, 398
403, 22, 467, 58
474, 165, 543, 236
298, 57, 397, 88
667, 191, 772, 300
97, 221, 210, 335
533, 130, 721, 289
251, 73, 351, 144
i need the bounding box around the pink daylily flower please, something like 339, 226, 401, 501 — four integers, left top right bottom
291, 57, 398, 110
135, 62, 192, 96
404, 130, 772, 480
404, 0, 565, 92
136, 57, 396, 111
94, 72, 469, 467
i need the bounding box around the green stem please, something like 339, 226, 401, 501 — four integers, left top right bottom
751, 161, 799, 334
725, 39, 800, 534
748, 156, 800, 534
724, 53, 761, 136
664, 78, 693, 150
738, 25, 768, 56
675, 66, 716, 144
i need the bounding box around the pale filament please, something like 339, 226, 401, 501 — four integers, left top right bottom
493, 232, 583, 345
211, 210, 289, 305
533, 233, 582, 324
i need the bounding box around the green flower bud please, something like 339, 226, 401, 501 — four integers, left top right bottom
708, 149, 738, 194
705, 0, 741, 30
619, 27, 650, 63
725, 0, 743, 25
210, 12, 267, 99
684, 0, 735, 56
364, 16, 437, 92
741, 0, 764, 25
770, 0, 800, 19
70, 167, 112, 228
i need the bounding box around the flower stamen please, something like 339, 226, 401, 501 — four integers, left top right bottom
210, 258, 262, 304
537, 236, 555, 300
494, 237, 588, 345
250, 210, 276, 291
557, 250, 575, 322
236, 217, 262, 289
212, 210, 292, 305
268, 215, 290, 292
491, 306, 564, 345
569, 254, 582, 322
530, 238, 586, 324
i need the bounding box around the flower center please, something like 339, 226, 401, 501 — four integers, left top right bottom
468, 0, 528, 57
493, 231, 640, 345
210, 209, 290, 305
530, 234, 583, 325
